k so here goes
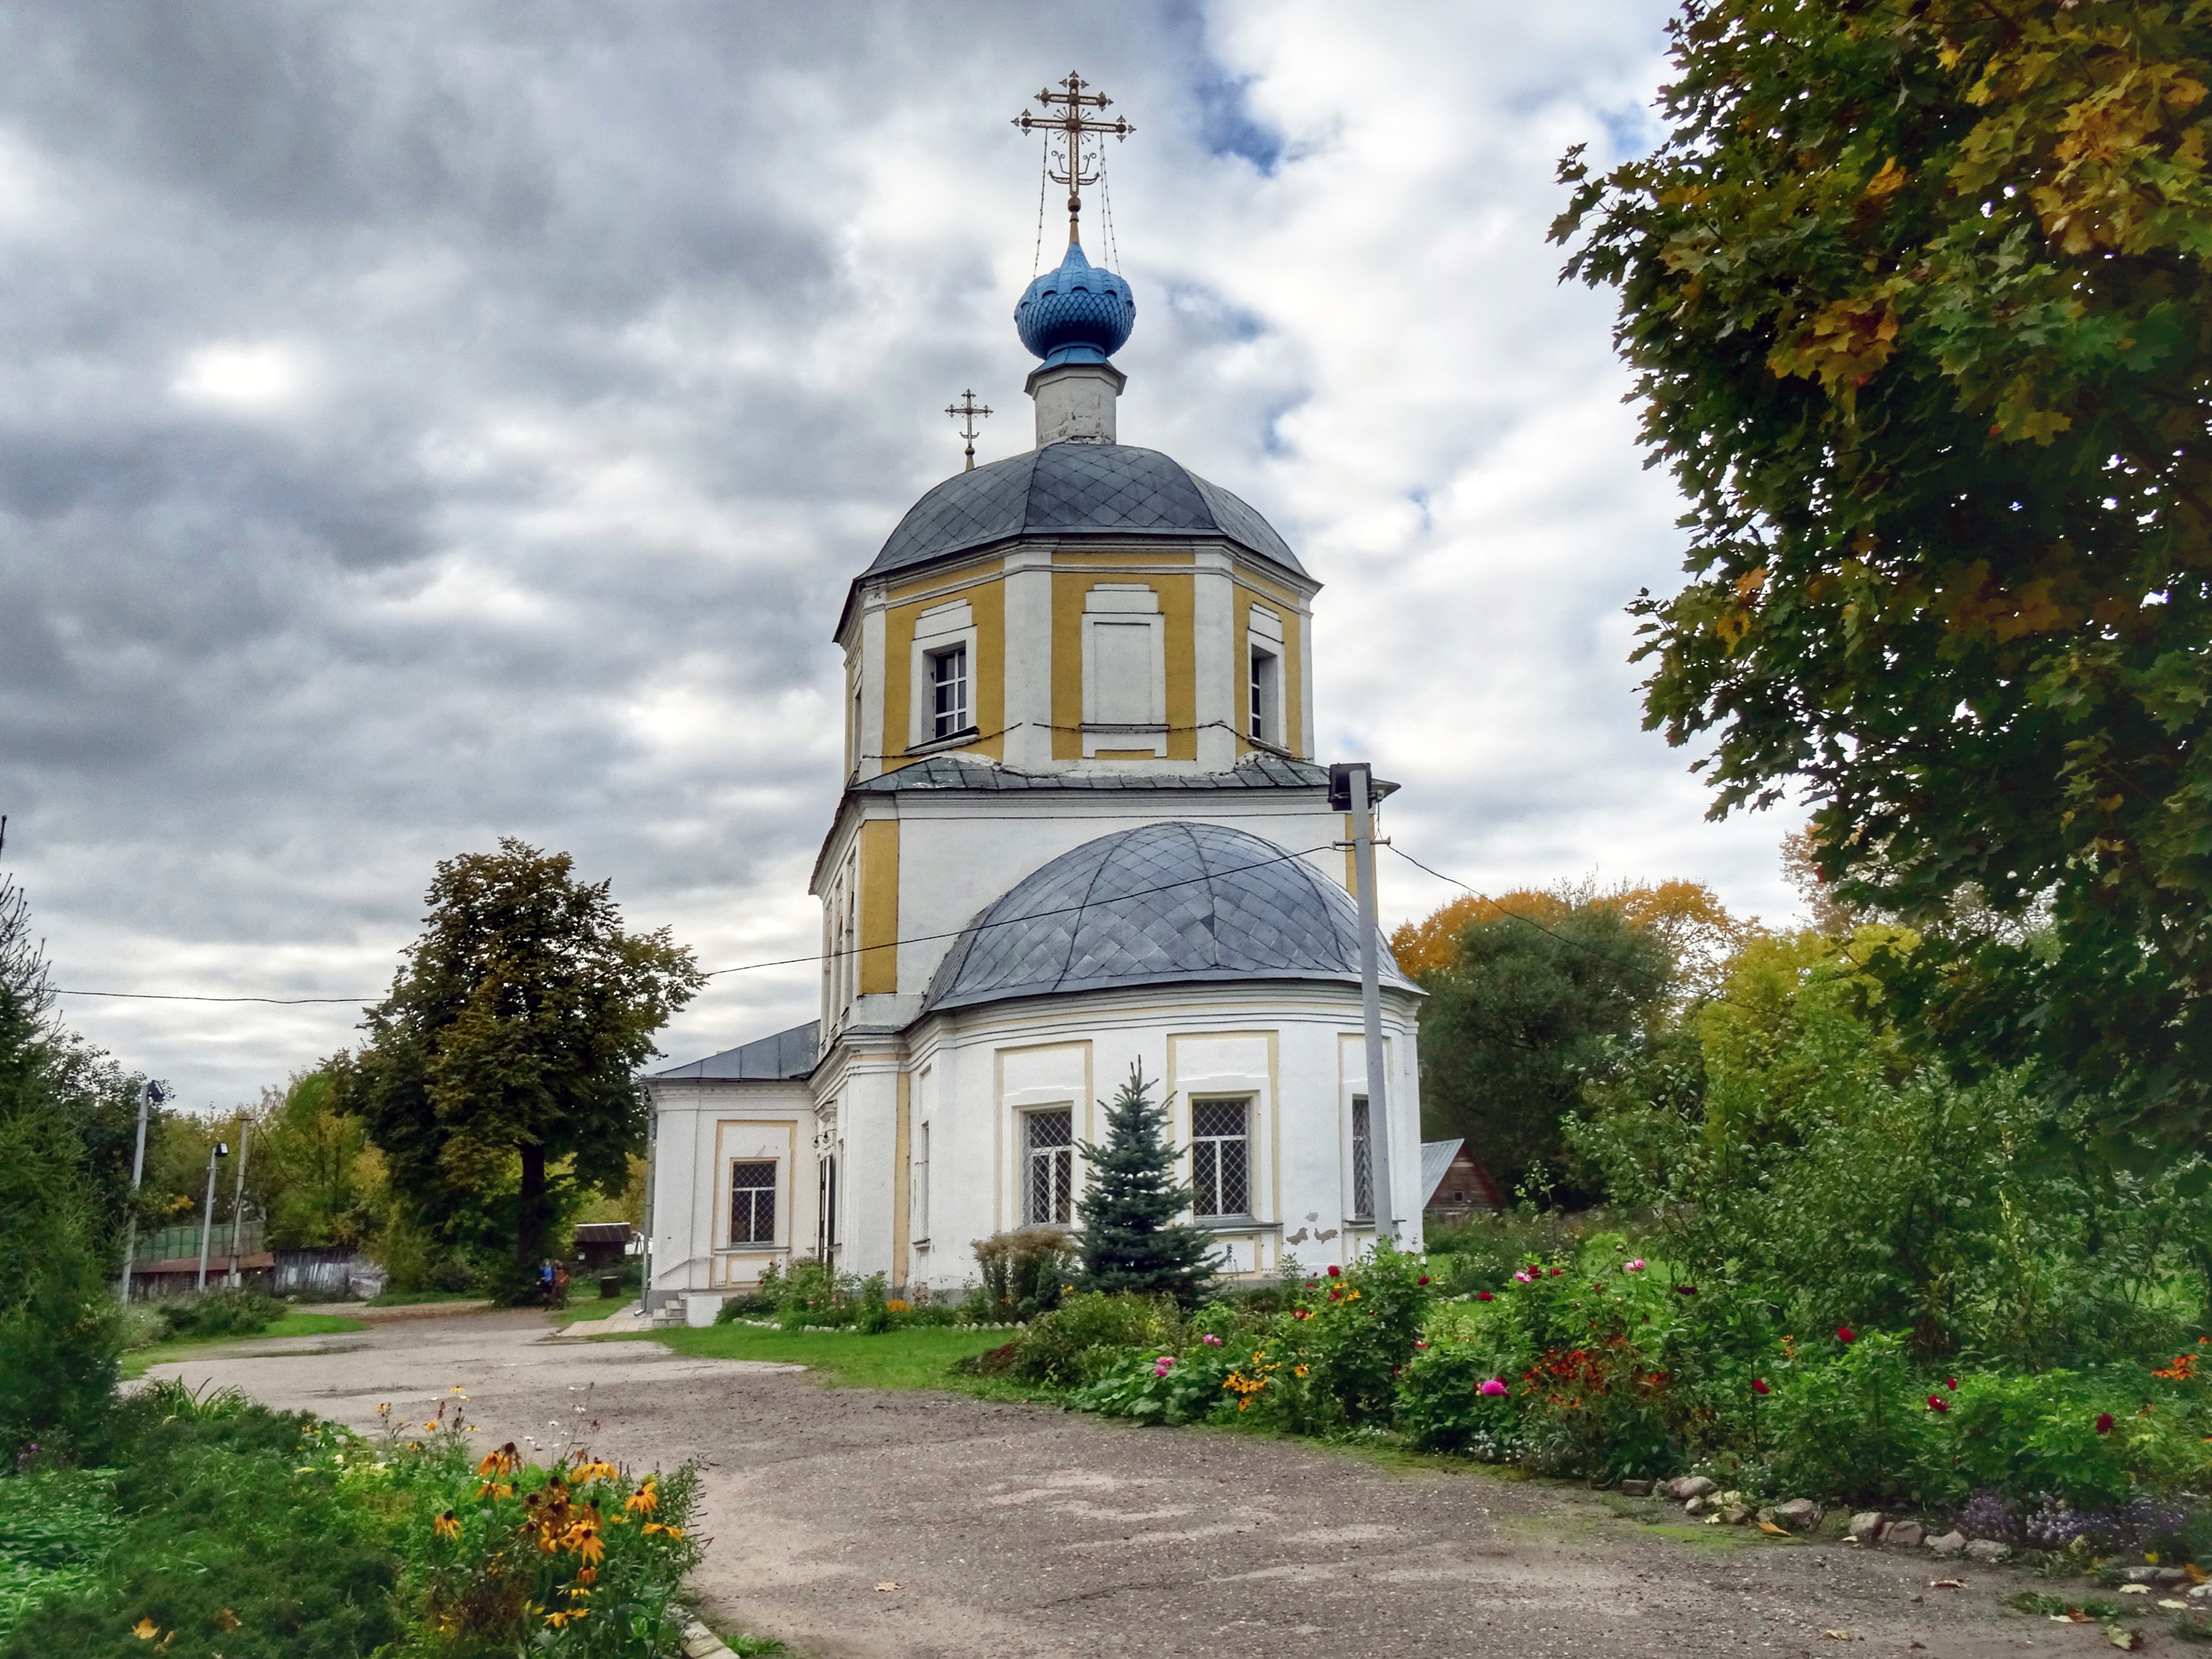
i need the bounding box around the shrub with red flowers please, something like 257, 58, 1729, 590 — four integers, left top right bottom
1234, 1240, 1435, 1434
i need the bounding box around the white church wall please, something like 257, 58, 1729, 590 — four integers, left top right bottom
643, 1078, 815, 1311
887, 983, 1422, 1297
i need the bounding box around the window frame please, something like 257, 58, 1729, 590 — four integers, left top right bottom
1349, 1094, 1374, 1222
1021, 1106, 1076, 1227
1189, 1095, 1254, 1221
729, 1158, 779, 1247
1245, 604, 1288, 754
910, 1120, 930, 1244
928, 644, 969, 740
908, 600, 979, 753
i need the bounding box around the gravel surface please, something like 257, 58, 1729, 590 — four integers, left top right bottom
148, 1312, 2121, 1657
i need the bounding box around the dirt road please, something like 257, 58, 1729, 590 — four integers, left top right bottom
150, 1312, 2106, 1657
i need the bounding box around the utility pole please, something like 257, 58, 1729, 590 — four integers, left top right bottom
118, 1078, 163, 1302
227, 1117, 250, 1286
196, 1139, 229, 1293
1330, 762, 1397, 1241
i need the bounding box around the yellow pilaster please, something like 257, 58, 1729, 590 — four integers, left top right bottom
858, 819, 901, 994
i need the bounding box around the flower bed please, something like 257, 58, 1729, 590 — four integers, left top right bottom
0, 1380, 701, 1657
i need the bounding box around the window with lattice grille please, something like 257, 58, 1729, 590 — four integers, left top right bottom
1350, 1095, 1374, 1220
730, 1160, 776, 1246
1023, 1108, 1073, 1226
1191, 1099, 1251, 1218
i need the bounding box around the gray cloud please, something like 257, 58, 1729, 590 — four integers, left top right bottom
0, 1, 1801, 1111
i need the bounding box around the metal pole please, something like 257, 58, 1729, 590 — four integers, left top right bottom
119, 1079, 157, 1302
228, 1119, 250, 1286
196, 1141, 228, 1293
1350, 765, 1395, 1241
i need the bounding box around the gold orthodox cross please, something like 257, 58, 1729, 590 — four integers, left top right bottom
1013, 72, 1134, 245
945, 389, 992, 471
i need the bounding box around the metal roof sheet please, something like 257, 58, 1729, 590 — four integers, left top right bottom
866, 444, 1305, 581
649, 1020, 820, 1081
923, 821, 1414, 1015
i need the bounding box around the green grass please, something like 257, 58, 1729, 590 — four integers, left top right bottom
626, 1322, 1015, 1389
123, 1312, 367, 1378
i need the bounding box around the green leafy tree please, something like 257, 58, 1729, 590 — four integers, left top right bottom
1075, 1064, 1217, 1306
255, 1071, 385, 1250
348, 841, 704, 1301
1418, 904, 1673, 1200
0, 875, 120, 1457
1553, 0, 2212, 1135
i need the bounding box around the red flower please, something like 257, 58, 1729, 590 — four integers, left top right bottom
1328, 1289, 1342, 1301
1326, 1265, 1341, 1277
1675, 1285, 1699, 1296
1417, 1276, 1430, 1286
1926, 1395, 1949, 1413
1476, 1291, 1494, 1302
1751, 1379, 1770, 1396
1836, 1328, 1855, 1344
1944, 1377, 1957, 1391
1292, 1309, 1311, 1320
1548, 1267, 1565, 1277
2095, 1413, 2115, 1435
1593, 1283, 1605, 1293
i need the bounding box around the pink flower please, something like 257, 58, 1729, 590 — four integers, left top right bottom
1152, 1356, 1176, 1375
1200, 1333, 1224, 1347
1512, 1269, 1536, 1284
1476, 1291, 1494, 1302
2095, 1413, 2114, 1435
1326, 1265, 1341, 1277
1625, 1259, 1647, 1272
1751, 1378, 1770, 1396
1836, 1327, 1855, 1344
1478, 1379, 1508, 1397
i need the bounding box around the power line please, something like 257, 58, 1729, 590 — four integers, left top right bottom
48, 841, 1342, 1007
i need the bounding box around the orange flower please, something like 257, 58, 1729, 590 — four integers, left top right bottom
576, 1567, 598, 1585
641, 1522, 685, 1540
133, 1619, 161, 1641
433, 1510, 461, 1541
574, 1526, 607, 1564
625, 1482, 659, 1516
476, 1443, 522, 1478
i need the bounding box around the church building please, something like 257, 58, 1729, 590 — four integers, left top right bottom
641, 111, 1424, 1317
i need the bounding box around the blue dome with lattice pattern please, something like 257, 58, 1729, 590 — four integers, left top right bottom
1015, 240, 1134, 368
922, 822, 1415, 1014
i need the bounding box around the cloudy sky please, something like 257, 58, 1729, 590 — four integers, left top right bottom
0, 1, 1809, 1111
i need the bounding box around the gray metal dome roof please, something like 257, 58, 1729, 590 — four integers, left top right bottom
922, 821, 1413, 1015
867, 444, 1305, 581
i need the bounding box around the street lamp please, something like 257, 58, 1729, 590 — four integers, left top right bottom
196, 1141, 229, 1293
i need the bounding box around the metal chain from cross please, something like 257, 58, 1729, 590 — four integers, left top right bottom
1012, 72, 1134, 246
945, 389, 992, 472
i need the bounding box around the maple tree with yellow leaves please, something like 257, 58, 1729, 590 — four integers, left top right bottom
1554, 0, 2212, 1138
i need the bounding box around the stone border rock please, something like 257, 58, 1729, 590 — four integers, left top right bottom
679, 1619, 736, 1658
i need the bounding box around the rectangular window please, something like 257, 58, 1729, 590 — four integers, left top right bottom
1350, 1096, 1373, 1220
930, 645, 969, 739
1191, 1099, 1251, 1218
730, 1160, 776, 1245
1250, 647, 1279, 743
1023, 1107, 1074, 1226
911, 1122, 929, 1241
817, 1153, 838, 1257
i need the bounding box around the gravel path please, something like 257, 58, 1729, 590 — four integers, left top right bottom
148, 1312, 2118, 1657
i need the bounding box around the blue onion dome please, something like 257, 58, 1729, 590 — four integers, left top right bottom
1015, 240, 1134, 368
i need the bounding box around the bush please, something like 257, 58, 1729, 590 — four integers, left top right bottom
971, 1225, 1075, 1323
1221, 1241, 1435, 1434
157, 1287, 281, 1341
1010, 1292, 1185, 1388
1077, 1341, 1238, 1425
